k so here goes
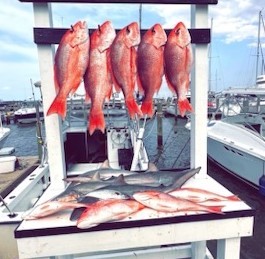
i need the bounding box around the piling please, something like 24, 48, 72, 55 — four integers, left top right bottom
156, 101, 163, 148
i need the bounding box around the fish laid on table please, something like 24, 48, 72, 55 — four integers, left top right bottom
47, 21, 90, 119
65, 161, 198, 188
110, 22, 142, 118
137, 24, 167, 117
123, 167, 199, 187
84, 21, 116, 135
164, 22, 193, 117
22, 175, 124, 219
77, 199, 144, 229
22, 200, 92, 220
169, 187, 241, 203
86, 167, 200, 198
64, 160, 137, 182
133, 190, 224, 214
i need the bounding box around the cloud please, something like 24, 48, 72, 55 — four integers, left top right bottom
210, 0, 264, 44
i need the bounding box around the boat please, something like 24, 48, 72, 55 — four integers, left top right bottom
0, 114, 11, 149
14, 103, 44, 124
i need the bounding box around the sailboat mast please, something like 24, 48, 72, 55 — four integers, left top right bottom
255, 10, 261, 83
139, 4, 142, 30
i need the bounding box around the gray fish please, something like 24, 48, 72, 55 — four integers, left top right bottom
87, 167, 200, 198
123, 168, 198, 187
64, 160, 137, 182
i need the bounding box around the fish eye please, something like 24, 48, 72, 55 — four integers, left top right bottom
151, 27, 156, 34
175, 28, 181, 35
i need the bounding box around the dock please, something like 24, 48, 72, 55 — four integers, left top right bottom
0, 156, 39, 198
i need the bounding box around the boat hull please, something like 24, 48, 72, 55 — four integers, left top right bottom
208, 137, 265, 187
207, 121, 265, 187
14, 112, 44, 124
0, 127, 10, 149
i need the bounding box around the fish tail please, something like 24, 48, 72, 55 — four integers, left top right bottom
47, 97, 67, 119
141, 100, 154, 117
125, 98, 143, 118
207, 205, 225, 215
88, 110, 106, 135
227, 195, 241, 201
178, 99, 193, 117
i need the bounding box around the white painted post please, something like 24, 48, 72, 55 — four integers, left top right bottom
190, 4, 209, 258
190, 4, 209, 178
33, 3, 66, 190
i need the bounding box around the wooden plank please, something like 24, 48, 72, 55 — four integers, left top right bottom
20, 0, 218, 5
33, 27, 210, 44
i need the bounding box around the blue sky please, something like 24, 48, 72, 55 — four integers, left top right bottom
0, 0, 264, 101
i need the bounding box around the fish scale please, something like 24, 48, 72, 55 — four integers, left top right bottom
137, 23, 167, 117
84, 21, 116, 135
110, 22, 142, 118
164, 22, 193, 117
47, 21, 90, 119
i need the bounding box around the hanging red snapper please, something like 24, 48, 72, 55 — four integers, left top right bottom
164, 22, 193, 117
84, 21, 116, 135
77, 199, 144, 229
137, 24, 167, 117
47, 21, 89, 119
110, 22, 142, 118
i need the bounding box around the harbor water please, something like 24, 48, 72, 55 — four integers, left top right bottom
1, 115, 265, 258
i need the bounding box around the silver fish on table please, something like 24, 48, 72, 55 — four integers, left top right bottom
86, 167, 200, 198
64, 160, 137, 182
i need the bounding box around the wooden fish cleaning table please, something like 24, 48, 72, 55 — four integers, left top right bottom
16, 0, 254, 258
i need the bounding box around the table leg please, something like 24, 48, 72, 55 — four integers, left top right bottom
217, 237, 241, 259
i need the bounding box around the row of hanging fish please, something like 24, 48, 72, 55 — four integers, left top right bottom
46, 20, 193, 135
22, 164, 241, 229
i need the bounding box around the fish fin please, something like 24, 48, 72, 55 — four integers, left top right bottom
53, 65, 60, 93
114, 174, 127, 185
147, 162, 158, 172
207, 205, 225, 215
178, 99, 193, 117
91, 172, 101, 181
125, 98, 143, 118
101, 160, 110, 169
70, 207, 86, 221
47, 96, 67, 119
88, 110, 106, 135
141, 100, 154, 117
227, 195, 241, 201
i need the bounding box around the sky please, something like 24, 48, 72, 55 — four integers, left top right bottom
0, 0, 265, 101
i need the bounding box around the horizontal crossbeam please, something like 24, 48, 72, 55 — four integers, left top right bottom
33, 28, 210, 44
20, 0, 218, 5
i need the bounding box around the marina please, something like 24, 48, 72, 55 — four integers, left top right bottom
0, 0, 262, 258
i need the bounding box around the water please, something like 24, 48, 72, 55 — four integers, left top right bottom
2, 122, 45, 157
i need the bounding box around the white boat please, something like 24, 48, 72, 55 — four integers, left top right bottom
200, 75, 265, 190
207, 119, 265, 188
0, 114, 10, 149
14, 104, 44, 124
